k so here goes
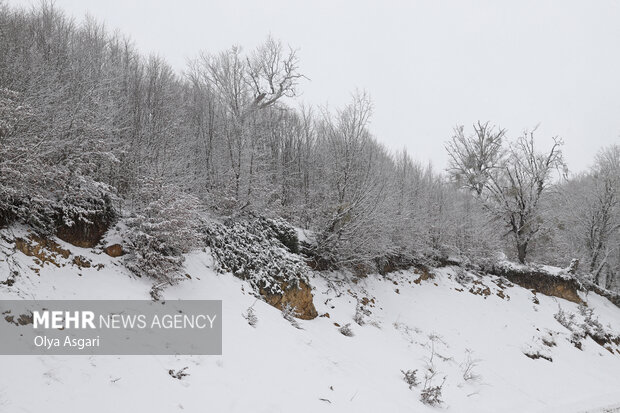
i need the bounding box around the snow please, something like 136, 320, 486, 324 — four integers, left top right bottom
295, 227, 314, 244
1, 231, 620, 412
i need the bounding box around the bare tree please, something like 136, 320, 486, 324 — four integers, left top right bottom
446, 121, 505, 196
447, 125, 565, 263
246, 36, 304, 109
192, 37, 304, 208
314, 91, 393, 268
583, 145, 620, 284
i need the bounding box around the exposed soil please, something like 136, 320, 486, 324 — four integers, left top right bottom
489, 265, 584, 304
15, 234, 70, 267
261, 280, 318, 320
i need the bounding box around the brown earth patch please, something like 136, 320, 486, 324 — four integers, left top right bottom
104, 244, 124, 257
56, 219, 110, 248
15, 234, 70, 267
413, 267, 434, 285
496, 290, 509, 300
469, 280, 491, 298
15, 233, 102, 271
489, 265, 584, 304
260, 280, 318, 320
72, 255, 92, 268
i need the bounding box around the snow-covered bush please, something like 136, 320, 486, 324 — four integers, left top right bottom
420, 381, 445, 406
168, 367, 190, 380
577, 304, 607, 343
204, 216, 308, 295
0, 166, 116, 237
401, 369, 419, 389
454, 266, 474, 286
125, 177, 201, 283
554, 306, 583, 348
261, 216, 300, 254
55, 176, 116, 230
339, 323, 354, 337
281, 303, 301, 329
354, 299, 371, 326
243, 306, 258, 327
420, 333, 447, 405
554, 304, 619, 350
0, 88, 117, 235
523, 337, 554, 362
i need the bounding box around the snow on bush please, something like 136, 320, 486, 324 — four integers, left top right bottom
339, 323, 354, 337
260, 216, 300, 254
281, 303, 302, 329
401, 369, 419, 389
56, 176, 116, 228
0, 88, 117, 234
554, 304, 620, 350
204, 216, 308, 295
243, 305, 258, 327
353, 299, 371, 326
523, 337, 554, 362
125, 177, 201, 284
420, 333, 447, 406
420, 381, 445, 406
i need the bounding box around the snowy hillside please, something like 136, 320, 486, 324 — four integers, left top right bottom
1, 227, 620, 413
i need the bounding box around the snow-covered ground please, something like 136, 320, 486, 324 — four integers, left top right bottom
1, 228, 620, 412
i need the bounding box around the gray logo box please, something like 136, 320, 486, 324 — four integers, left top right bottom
0, 300, 222, 355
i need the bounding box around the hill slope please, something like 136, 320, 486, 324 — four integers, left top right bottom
1, 227, 620, 413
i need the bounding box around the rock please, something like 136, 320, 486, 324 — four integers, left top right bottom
260, 280, 318, 320
104, 244, 124, 257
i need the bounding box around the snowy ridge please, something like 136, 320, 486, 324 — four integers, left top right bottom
1, 232, 620, 412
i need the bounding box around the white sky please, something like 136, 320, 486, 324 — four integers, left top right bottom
7, 0, 620, 173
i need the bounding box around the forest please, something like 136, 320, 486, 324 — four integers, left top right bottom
0, 2, 618, 292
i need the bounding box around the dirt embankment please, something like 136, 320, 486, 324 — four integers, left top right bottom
260, 281, 318, 320
487, 264, 584, 304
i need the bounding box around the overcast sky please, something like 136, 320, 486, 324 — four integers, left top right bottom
8, 0, 620, 173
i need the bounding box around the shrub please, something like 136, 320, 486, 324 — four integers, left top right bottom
281, 303, 302, 329
554, 304, 619, 350
260, 216, 300, 253
339, 323, 354, 337
243, 305, 258, 327
125, 177, 201, 284
420, 333, 446, 405
454, 266, 474, 286
168, 367, 189, 380
55, 175, 116, 230
460, 349, 481, 382
578, 304, 607, 342
353, 300, 370, 326
205, 216, 309, 295
420, 381, 445, 406
401, 369, 419, 389
0, 89, 117, 236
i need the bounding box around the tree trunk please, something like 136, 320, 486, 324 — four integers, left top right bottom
517, 241, 528, 264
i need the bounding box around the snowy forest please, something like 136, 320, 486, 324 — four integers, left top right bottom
1, 2, 619, 292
